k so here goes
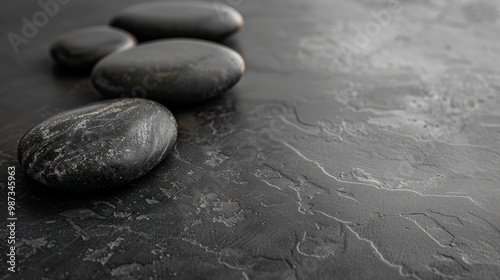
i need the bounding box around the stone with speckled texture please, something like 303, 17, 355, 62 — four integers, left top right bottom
91, 39, 245, 104
110, 1, 244, 42
17, 98, 177, 192
50, 26, 136, 70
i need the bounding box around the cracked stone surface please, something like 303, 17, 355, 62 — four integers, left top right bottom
1, 0, 500, 279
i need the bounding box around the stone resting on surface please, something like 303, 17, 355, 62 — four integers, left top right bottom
110, 1, 244, 42
91, 39, 245, 105
50, 26, 136, 70
17, 99, 178, 192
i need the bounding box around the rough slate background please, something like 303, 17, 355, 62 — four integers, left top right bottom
1, 0, 500, 279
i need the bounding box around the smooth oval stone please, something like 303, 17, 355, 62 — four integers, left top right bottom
50, 26, 136, 70
110, 1, 243, 42
18, 99, 177, 192
91, 39, 245, 104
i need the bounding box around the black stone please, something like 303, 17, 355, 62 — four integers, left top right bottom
110, 1, 243, 42
18, 99, 177, 192
50, 26, 136, 70
91, 39, 245, 104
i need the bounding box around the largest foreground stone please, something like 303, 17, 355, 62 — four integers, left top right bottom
18, 98, 177, 192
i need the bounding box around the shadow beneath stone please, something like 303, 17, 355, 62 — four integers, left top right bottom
51, 63, 92, 81
133, 35, 244, 56
22, 175, 138, 200
167, 87, 240, 114
19, 149, 179, 213
221, 35, 244, 56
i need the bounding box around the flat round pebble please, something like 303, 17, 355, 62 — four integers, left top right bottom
18, 99, 177, 192
110, 1, 244, 42
91, 39, 245, 104
50, 26, 136, 70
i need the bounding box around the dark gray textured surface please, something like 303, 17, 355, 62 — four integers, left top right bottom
91, 39, 245, 104
1, 0, 500, 279
18, 98, 177, 192
110, 1, 243, 42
